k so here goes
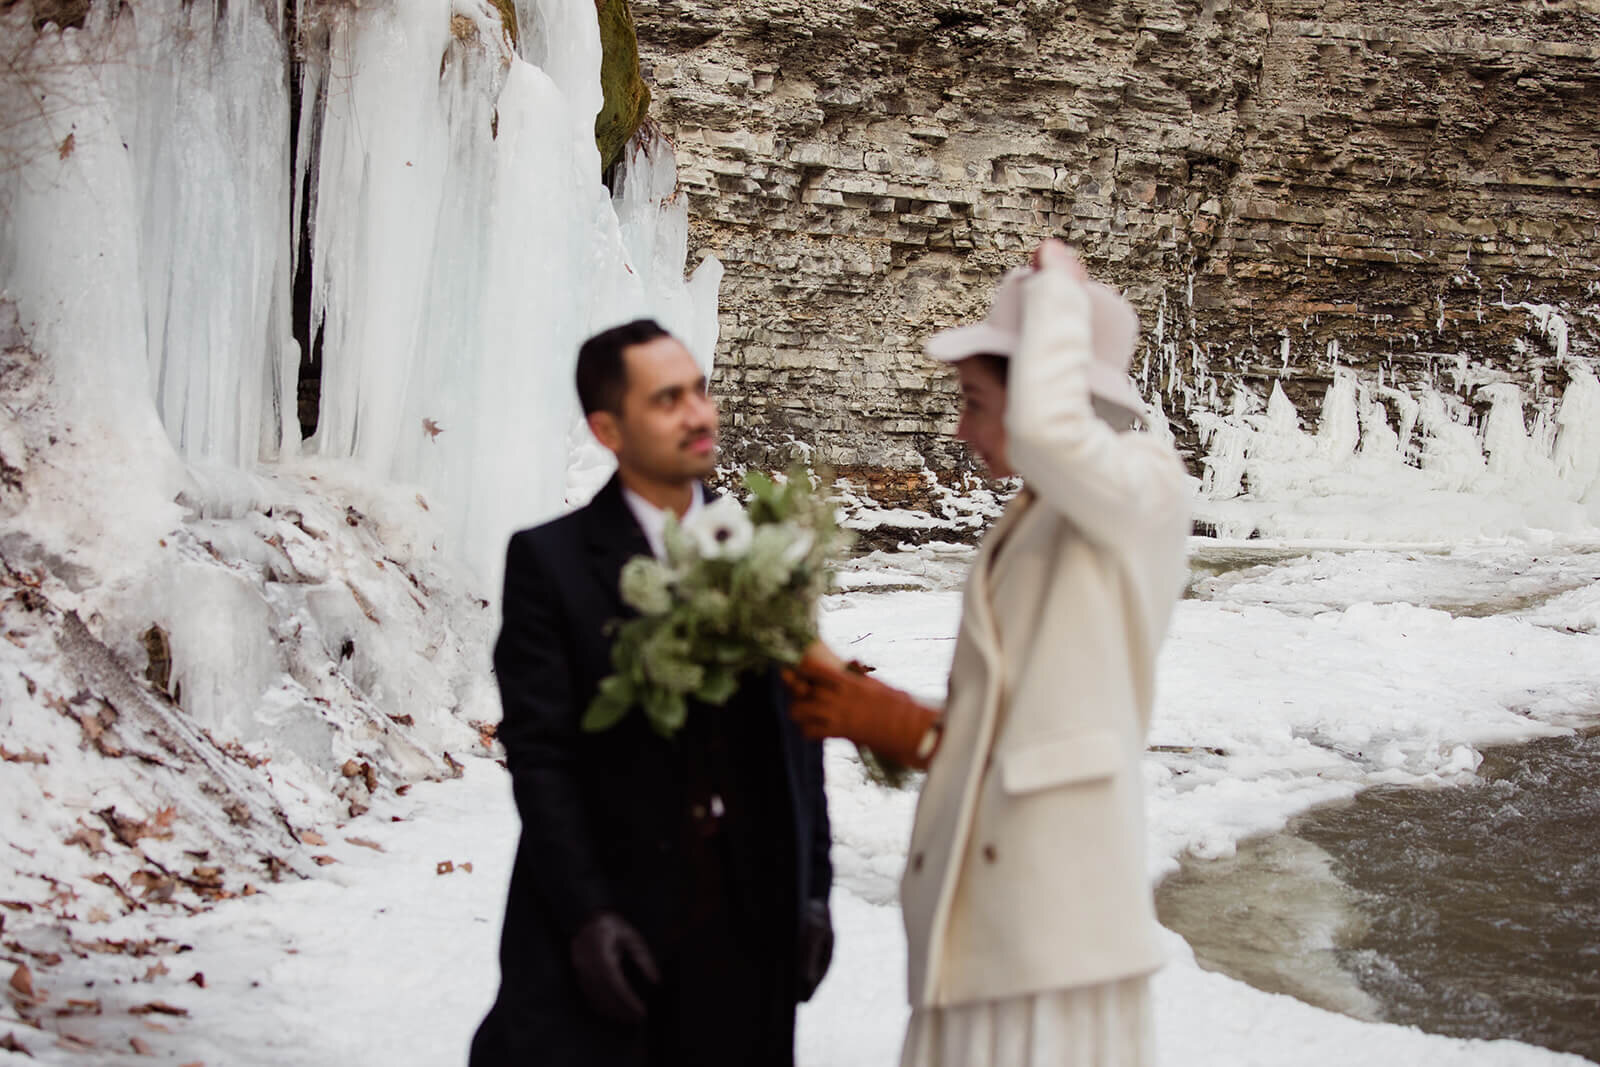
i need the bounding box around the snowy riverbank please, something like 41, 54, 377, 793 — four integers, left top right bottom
6, 541, 1598, 1065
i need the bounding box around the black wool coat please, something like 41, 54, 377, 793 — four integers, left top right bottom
469, 474, 832, 1065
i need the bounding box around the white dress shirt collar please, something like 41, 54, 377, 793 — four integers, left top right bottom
621, 482, 705, 561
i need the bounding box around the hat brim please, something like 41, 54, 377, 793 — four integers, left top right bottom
926, 326, 1151, 427
923, 323, 1018, 363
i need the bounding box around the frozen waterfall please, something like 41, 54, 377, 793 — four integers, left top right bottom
1194, 367, 1600, 542
0, 0, 719, 589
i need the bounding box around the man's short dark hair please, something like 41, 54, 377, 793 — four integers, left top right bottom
576, 319, 670, 415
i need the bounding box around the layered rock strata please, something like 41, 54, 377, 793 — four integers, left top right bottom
632, 0, 1600, 477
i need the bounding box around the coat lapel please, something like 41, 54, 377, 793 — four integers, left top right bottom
581, 474, 652, 613
960, 489, 1035, 669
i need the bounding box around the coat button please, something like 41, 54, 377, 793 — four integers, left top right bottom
982, 844, 997, 864
911, 851, 925, 872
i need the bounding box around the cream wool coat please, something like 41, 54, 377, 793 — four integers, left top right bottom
901, 265, 1192, 1010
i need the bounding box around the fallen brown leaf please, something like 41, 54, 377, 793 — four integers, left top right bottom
143, 960, 169, 981
187, 972, 205, 988
312, 855, 337, 866
9, 961, 35, 999
298, 831, 326, 846
56, 1033, 95, 1051
129, 1000, 188, 1017
461, 862, 473, 874
63, 823, 108, 857
56, 998, 101, 1017
0, 1031, 29, 1055
344, 837, 384, 852
436, 860, 454, 875
129, 870, 176, 903
422, 417, 443, 440
0, 745, 47, 765
141, 1020, 172, 1033
188, 866, 224, 887
97, 806, 172, 848
130, 1035, 153, 1055
58, 132, 74, 159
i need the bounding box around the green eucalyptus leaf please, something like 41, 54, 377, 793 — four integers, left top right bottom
583, 675, 634, 733
695, 667, 740, 706
643, 686, 688, 737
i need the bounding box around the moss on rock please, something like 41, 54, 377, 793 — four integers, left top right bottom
595, 0, 650, 173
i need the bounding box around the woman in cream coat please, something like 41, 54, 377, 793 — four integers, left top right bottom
787, 239, 1192, 1066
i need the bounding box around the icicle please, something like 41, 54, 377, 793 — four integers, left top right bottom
1316, 372, 1359, 462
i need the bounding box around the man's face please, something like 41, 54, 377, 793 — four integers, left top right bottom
589, 335, 719, 483
954, 358, 1013, 479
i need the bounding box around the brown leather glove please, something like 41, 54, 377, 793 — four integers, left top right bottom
783, 650, 942, 770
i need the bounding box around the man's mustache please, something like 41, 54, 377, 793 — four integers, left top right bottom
681, 430, 715, 449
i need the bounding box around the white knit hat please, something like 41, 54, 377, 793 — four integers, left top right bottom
924, 267, 1147, 419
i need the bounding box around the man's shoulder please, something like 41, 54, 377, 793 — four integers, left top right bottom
509, 506, 588, 558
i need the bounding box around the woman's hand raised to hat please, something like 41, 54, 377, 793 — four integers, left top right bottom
1030, 237, 1089, 281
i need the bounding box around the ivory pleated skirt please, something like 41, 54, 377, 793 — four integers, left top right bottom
899, 976, 1154, 1067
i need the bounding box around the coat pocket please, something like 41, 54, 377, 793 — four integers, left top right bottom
997, 728, 1123, 795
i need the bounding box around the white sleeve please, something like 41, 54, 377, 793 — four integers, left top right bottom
1003, 266, 1191, 550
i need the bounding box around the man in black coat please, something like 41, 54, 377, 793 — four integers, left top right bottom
470, 319, 834, 1066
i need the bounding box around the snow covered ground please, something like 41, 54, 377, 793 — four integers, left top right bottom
7, 540, 1598, 1065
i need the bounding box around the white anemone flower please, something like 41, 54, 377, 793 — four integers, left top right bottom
684, 495, 755, 560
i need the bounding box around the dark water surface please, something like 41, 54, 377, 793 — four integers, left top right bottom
1159, 730, 1600, 1062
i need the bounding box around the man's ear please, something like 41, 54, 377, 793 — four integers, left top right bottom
587, 410, 623, 454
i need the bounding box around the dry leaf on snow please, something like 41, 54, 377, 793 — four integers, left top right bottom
9, 962, 36, 1000
63, 823, 108, 857
56, 998, 101, 1017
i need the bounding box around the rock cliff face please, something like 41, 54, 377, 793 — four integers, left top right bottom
631, 0, 1600, 476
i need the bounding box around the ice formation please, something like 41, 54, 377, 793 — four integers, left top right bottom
1, 0, 719, 588
0, 0, 717, 951
1195, 364, 1600, 541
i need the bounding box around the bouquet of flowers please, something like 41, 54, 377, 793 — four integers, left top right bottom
582, 470, 852, 738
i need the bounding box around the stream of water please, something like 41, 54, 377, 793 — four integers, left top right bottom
1158, 729, 1600, 1062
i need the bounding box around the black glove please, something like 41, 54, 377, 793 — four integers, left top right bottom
569, 911, 660, 1025
797, 897, 833, 1001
